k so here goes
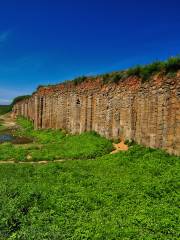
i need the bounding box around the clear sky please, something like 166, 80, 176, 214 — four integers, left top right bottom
0, 0, 180, 104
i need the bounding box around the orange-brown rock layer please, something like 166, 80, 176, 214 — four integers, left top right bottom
13, 76, 180, 155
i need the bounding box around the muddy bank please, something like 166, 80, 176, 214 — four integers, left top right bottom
0, 113, 33, 144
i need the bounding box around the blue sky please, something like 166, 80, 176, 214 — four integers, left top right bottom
0, 0, 180, 104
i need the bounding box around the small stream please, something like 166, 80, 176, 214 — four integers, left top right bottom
0, 117, 33, 144
0, 134, 15, 143
0, 133, 33, 144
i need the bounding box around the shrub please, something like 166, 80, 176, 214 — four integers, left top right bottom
126, 65, 142, 78
111, 72, 125, 83
102, 72, 126, 84
73, 76, 87, 85
141, 61, 165, 81
101, 56, 180, 84
126, 61, 165, 81
165, 56, 180, 73
102, 74, 110, 84
166, 71, 177, 78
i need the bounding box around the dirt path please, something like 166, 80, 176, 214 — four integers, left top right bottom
0, 145, 129, 164
0, 159, 65, 164
0, 112, 17, 129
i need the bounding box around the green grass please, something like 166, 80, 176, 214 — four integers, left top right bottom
0, 146, 179, 239
0, 117, 113, 162
0, 121, 5, 131
0, 117, 179, 239
0, 105, 12, 115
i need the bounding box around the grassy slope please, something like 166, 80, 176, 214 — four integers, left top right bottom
0, 146, 179, 239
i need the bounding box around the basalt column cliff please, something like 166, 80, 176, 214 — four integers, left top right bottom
13, 74, 180, 155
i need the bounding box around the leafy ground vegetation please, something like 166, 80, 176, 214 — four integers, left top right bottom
0, 145, 179, 239
0, 117, 113, 162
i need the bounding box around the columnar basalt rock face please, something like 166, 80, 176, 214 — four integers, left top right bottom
13, 75, 180, 155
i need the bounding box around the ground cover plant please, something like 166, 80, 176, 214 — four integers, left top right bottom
0, 117, 113, 162
0, 145, 179, 239
0, 116, 179, 239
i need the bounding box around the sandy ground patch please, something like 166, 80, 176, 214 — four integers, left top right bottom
110, 141, 128, 154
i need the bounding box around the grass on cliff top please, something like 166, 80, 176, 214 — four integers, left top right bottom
101, 56, 180, 84
0, 117, 113, 162
36, 56, 180, 90
0, 145, 179, 239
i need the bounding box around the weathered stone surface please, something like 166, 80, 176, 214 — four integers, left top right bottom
13, 76, 180, 155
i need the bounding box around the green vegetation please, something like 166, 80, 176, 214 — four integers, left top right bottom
124, 139, 136, 147
0, 117, 113, 162
31, 56, 180, 90
0, 145, 179, 239
73, 76, 88, 85
69, 56, 180, 85
0, 56, 179, 238
65, 56, 180, 85
0, 105, 12, 115
165, 56, 180, 73
0, 125, 6, 131
0, 118, 179, 239
0, 120, 5, 131
102, 56, 180, 84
